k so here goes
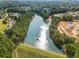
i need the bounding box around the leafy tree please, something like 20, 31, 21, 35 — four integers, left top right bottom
8, 11, 34, 44
62, 14, 73, 21
3, 19, 7, 24
64, 44, 76, 58
0, 34, 14, 57
4, 29, 13, 38
63, 36, 75, 44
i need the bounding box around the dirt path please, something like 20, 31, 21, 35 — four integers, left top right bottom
58, 26, 79, 42
12, 48, 18, 58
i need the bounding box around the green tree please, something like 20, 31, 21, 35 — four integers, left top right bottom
3, 19, 7, 24
62, 14, 73, 21
64, 44, 76, 58
0, 34, 14, 57
4, 29, 13, 38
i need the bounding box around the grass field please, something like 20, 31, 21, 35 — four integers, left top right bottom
0, 19, 7, 33
13, 43, 67, 58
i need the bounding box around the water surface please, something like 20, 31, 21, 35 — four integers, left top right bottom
24, 15, 61, 52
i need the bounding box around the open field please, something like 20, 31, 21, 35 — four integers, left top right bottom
13, 43, 67, 58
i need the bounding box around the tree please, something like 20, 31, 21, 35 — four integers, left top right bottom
3, 19, 7, 24
64, 44, 76, 58
9, 11, 33, 44
62, 14, 73, 21
4, 29, 13, 38
61, 34, 75, 44
64, 37, 75, 44
0, 34, 14, 57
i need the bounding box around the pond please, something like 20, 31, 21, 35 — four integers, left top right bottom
24, 15, 61, 52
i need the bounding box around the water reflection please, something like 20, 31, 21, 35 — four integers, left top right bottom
34, 23, 49, 50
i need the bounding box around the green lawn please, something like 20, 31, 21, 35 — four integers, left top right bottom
0, 19, 7, 33
0, 13, 9, 33
13, 43, 67, 58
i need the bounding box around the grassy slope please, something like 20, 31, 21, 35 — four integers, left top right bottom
0, 13, 9, 33
0, 18, 8, 33
13, 43, 67, 58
